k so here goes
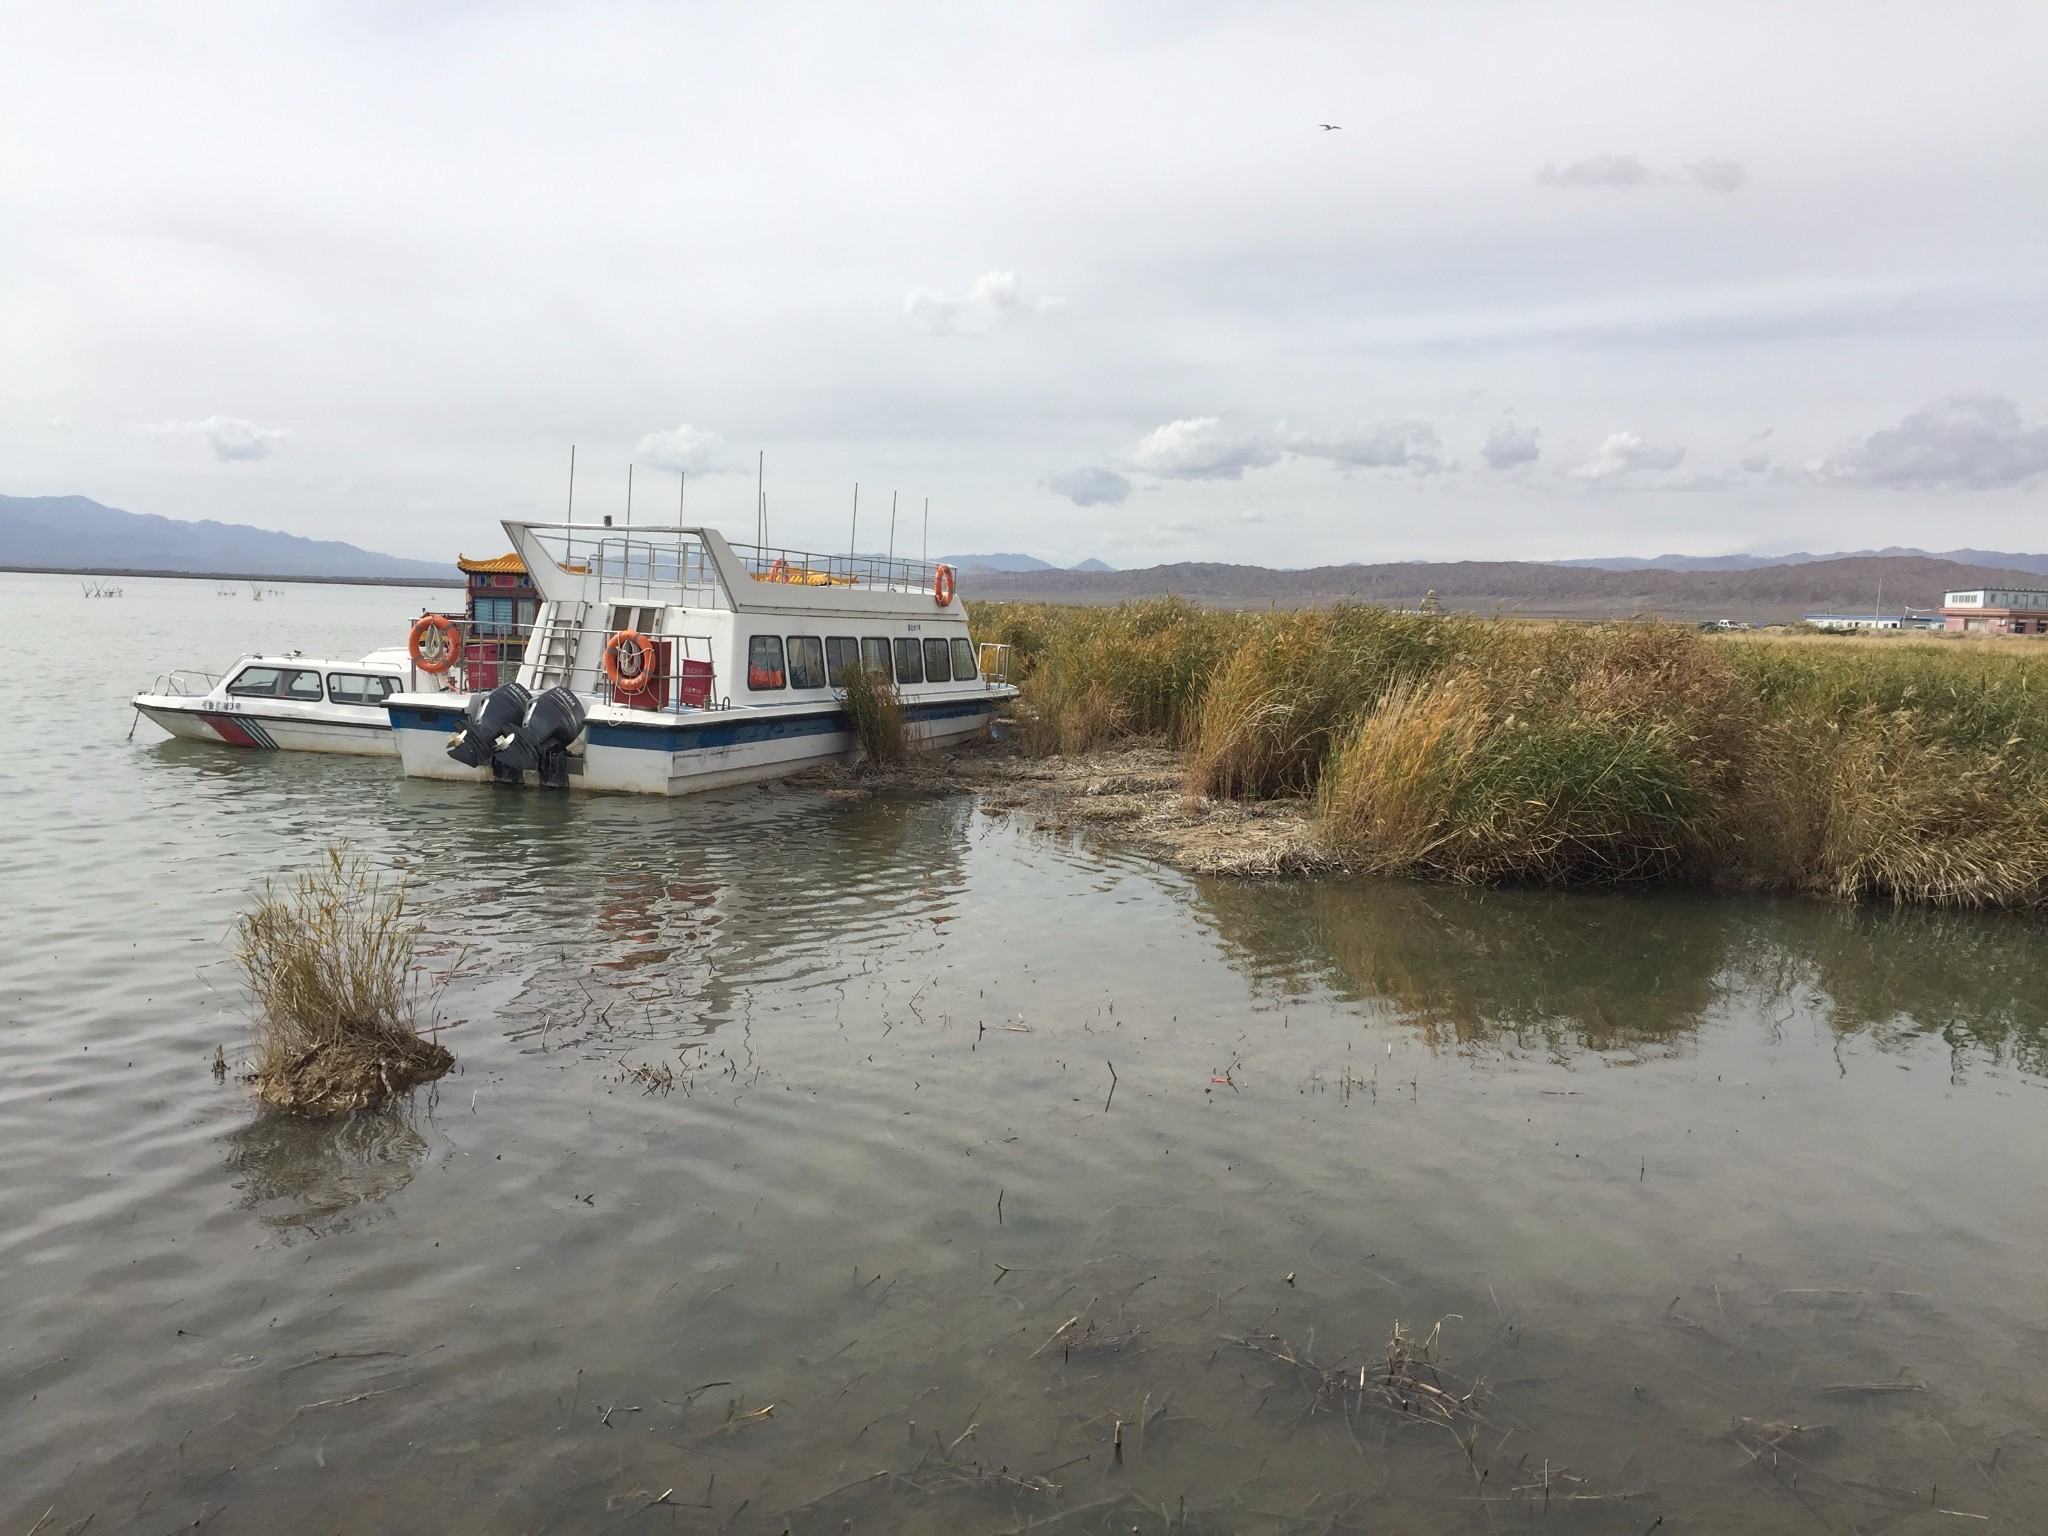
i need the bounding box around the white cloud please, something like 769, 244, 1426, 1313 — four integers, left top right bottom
1128, 417, 1279, 480
905, 271, 1064, 336
1739, 451, 1771, 473
1539, 154, 1745, 192
150, 415, 290, 462
1539, 154, 1654, 188
1811, 394, 2048, 490
634, 423, 727, 474
1046, 466, 1132, 506
46, 415, 71, 432
1286, 420, 1445, 473
1568, 431, 1686, 482
1687, 158, 1747, 192
1481, 419, 1541, 470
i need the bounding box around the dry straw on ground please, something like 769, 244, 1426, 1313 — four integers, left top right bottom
236, 846, 454, 1114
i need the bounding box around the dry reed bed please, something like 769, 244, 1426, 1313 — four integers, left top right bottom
968, 599, 2048, 908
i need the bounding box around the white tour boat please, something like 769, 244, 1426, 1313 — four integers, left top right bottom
131, 650, 425, 755
383, 520, 1017, 795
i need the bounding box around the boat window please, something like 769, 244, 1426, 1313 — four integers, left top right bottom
786, 635, 827, 690
824, 636, 859, 686
861, 637, 894, 681
893, 638, 924, 685
922, 637, 952, 684
226, 666, 284, 698
282, 669, 324, 701
952, 638, 979, 680
747, 635, 787, 690
328, 673, 396, 707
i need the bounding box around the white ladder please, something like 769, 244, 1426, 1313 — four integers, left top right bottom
530, 602, 587, 690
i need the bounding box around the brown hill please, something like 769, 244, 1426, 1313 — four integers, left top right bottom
960, 554, 2040, 623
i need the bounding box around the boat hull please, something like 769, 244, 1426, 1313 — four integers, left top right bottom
133, 698, 398, 757
388, 692, 1007, 794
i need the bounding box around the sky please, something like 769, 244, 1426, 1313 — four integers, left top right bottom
5, 1, 2046, 568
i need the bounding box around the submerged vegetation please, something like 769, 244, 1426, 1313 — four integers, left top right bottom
236, 846, 454, 1114
970, 599, 2048, 908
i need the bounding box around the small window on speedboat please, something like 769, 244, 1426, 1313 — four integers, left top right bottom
952, 638, 979, 680
227, 665, 322, 700
226, 665, 285, 697
893, 638, 925, 685
922, 638, 952, 684
824, 637, 859, 686
328, 673, 397, 706
861, 637, 894, 681
747, 636, 787, 690
786, 636, 827, 690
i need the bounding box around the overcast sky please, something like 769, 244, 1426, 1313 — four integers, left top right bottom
6, 2, 2046, 567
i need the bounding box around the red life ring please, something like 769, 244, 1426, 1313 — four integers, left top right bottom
604, 629, 657, 694
769, 558, 791, 583
408, 613, 462, 674
933, 564, 956, 606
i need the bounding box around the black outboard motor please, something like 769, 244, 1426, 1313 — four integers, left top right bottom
447, 682, 532, 768
494, 686, 588, 787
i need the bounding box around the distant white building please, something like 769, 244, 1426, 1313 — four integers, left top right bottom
1941, 589, 2048, 635
1803, 613, 1916, 631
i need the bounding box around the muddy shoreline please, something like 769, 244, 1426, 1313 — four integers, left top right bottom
795, 733, 1334, 878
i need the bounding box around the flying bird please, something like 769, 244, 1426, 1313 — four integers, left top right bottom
1319, 123, 1341, 131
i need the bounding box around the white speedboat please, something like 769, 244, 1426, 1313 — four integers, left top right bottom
131, 649, 428, 755
384, 520, 1017, 795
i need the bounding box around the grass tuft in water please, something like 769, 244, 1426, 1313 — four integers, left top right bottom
837, 658, 908, 765
237, 846, 454, 1115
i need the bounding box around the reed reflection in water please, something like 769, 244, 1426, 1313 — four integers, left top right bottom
1195, 873, 2048, 1073
221, 1102, 433, 1238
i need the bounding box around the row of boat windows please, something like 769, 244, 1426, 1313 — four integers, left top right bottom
747, 635, 977, 692
227, 666, 399, 707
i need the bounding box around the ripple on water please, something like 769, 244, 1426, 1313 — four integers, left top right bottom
6, 572, 2048, 1531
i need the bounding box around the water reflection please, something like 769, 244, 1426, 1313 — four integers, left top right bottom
221, 1102, 431, 1238
1194, 877, 1727, 1057
1195, 875, 2048, 1072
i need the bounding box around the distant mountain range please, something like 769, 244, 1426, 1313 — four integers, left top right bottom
0, 494, 459, 582
942, 552, 1117, 573
961, 553, 2048, 622
1557, 547, 2048, 576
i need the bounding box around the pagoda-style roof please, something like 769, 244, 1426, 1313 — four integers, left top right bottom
458, 552, 528, 574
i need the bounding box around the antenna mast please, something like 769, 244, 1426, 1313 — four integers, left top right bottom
887, 491, 897, 566
849, 484, 859, 560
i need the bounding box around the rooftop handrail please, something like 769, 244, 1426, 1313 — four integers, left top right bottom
730, 542, 943, 596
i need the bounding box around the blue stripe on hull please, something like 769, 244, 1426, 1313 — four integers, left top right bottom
388, 698, 995, 757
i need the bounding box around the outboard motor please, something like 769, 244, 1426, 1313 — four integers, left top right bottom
494, 686, 588, 787
446, 682, 532, 768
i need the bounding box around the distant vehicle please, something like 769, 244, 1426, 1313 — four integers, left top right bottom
1697, 619, 1746, 631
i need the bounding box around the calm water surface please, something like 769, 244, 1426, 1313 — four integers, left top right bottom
5, 570, 2048, 1533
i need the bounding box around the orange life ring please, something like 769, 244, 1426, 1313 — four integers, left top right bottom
769, 558, 791, 583
408, 613, 462, 674
933, 564, 956, 606
604, 629, 657, 694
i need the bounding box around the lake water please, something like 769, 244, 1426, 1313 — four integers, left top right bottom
6, 569, 2048, 1533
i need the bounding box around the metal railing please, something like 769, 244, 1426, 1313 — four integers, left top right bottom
732, 542, 944, 597
147, 669, 221, 698
527, 528, 731, 608
976, 643, 1014, 687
